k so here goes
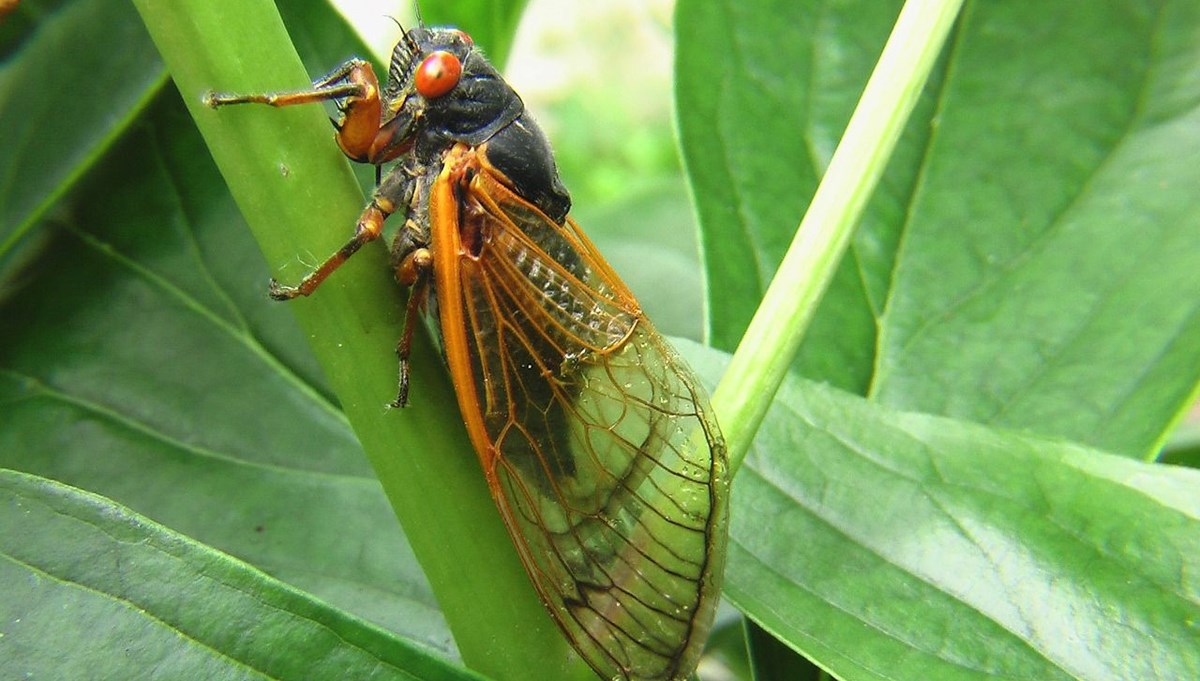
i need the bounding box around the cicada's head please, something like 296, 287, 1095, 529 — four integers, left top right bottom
382, 26, 525, 149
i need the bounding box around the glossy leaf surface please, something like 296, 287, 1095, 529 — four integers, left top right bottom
677, 0, 1200, 458
679, 343, 1200, 681
0, 470, 481, 681
676, 0, 1200, 679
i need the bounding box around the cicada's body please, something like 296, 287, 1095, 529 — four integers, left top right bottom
207, 23, 728, 681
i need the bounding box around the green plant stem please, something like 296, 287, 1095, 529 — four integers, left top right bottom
131, 1, 592, 679
711, 0, 965, 471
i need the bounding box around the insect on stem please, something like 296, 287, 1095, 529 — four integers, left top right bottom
208, 20, 729, 681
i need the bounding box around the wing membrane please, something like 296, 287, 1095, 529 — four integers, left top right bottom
432, 155, 728, 681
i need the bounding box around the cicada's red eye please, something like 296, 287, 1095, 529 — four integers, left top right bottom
453, 29, 473, 46
415, 50, 462, 99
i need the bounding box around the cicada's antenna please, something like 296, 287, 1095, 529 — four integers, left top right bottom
385, 6, 420, 53
381, 13, 418, 57
413, 1, 425, 29
385, 14, 407, 35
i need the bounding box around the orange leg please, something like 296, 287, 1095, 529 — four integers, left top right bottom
203, 58, 384, 162
267, 196, 395, 300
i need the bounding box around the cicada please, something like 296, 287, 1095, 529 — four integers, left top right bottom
206, 19, 728, 681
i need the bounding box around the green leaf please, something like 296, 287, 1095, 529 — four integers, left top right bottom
679, 342, 1200, 681
0, 0, 165, 256
0, 0, 460, 656
677, 0, 1200, 458
0, 469, 482, 681
871, 0, 1200, 457
0, 0, 382, 269
675, 3, 1200, 676
675, 0, 916, 393
0, 91, 453, 650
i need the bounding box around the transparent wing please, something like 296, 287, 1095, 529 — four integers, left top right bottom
433, 162, 729, 681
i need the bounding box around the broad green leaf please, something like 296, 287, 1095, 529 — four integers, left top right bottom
676, 0, 1200, 457
0, 0, 165, 256
679, 342, 1200, 681
0, 0, 460, 654
675, 0, 917, 394
0, 92, 451, 653
872, 0, 1200, 458
0, 0, 384, 266
0, 470, 482, 681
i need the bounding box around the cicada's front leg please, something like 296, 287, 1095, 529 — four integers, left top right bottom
204, 58, 386, 162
